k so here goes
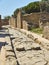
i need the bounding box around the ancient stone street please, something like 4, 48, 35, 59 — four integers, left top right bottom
0, 25, 49, 65
0, 0, 49, 65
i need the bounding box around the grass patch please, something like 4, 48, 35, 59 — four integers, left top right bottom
30, 28, 43, 34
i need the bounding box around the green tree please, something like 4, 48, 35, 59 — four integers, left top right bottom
13, 8, 20, 18
13, 1, 40, 17
4, 16, 10, 19
40, 0, 49, 12
22, 1, 40, 14
41, 0, 48, 1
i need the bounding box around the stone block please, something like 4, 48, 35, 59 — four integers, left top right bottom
22, 20, 28, 30
17, 9, 22, 28
9, 16, 17, 28
6, 51, 15, 57
5, 45, 13, 51
16, 45, 25, 51
43, 26, 49, 40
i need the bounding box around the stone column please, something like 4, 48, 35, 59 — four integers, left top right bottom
43, 26, 49, 40
23, 20, 28, 30
17, 9, 22, 29
12, 17, 16, 28
9, 16, 17, 28
9, 17, 12, 27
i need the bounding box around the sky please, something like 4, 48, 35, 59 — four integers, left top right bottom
0, 0, 40, 18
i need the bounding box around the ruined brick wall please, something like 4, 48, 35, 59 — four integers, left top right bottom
23, 13, 40, 25
22, 13, 40, 30
9, 10, 49, 30
9, 16, 17, 28
22, 20, 28, 30
23, 13, 49, 29
39, 13, 49, 29
2, 19, 9, 25
17, 10, 22, 29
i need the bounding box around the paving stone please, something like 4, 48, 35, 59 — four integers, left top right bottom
6, 51, 15, 57
47, 62, 49, 65
5, 36, 11, 45
34, 60, 47, 65
6, 59, 17, 65
1, 26, 49, 65
44, 51, 49, 61
5, 45, 13, 51
31, 43, 41, 50
16, 45, 25, 51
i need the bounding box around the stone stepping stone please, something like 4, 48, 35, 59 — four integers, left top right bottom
16, 45, 25, 51
6, 59, 17, 65
5, 45, 13, 51
31, 43, 41, 50
5, 36, 11, 45
6, 51, 15, 57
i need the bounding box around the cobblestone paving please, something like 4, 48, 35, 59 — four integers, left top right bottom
0, 26, 49, 65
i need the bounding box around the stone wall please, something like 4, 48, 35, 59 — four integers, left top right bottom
43, 26, 49, 40
22, 13, 40, 30
2, 19, 9, 25
0, 15, 9, 27
23, 12, 49, 29
9, 10, 40, 30
22, 20, 28, 30
23, 13, 40, 25
22, 13, 40, 29
9, 16, 17, 28
39, 13, 49, 29
17, 9, 22, 28
9, 10, 49, 30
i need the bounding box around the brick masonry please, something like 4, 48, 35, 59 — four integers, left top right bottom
9, 16, 17, 28
17, 9, 22, 29
9, 10, 49, 30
